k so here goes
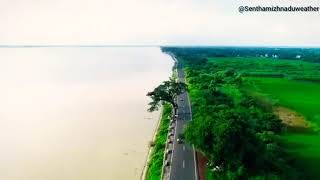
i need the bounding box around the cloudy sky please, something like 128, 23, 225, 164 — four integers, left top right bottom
0, 0, 320, 46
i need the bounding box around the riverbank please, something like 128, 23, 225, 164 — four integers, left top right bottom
140, 106, 163, 180
142, 104, 172, 180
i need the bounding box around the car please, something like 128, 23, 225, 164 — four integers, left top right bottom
164, 160, 170, 166
166, 149, 172, 154
177, 133, 185, 144
177, 138, 183, 144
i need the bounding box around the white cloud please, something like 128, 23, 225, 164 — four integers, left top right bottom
0, 0, 320, 46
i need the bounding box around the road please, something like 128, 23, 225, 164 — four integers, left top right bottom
168, 68, 198, 180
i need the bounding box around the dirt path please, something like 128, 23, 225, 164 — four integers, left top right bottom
274, 107, 309, 128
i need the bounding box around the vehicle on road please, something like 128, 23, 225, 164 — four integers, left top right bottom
165, 160, 170, 166
177, 138, 183, 144
166, 149, 172, 154
177, 133, 185, 144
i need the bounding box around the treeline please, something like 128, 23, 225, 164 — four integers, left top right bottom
162, 46, 320, 63
168, 51, 302, 179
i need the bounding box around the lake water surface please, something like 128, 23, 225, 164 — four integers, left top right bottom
0, 47, 173, 180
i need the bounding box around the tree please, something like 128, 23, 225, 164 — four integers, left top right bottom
147, 77, 187, 114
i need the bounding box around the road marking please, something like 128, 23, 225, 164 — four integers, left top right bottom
183, 145, 185, 151
192, 145, 198, 180
182, 160, 185, 168
185, 94, 192, 115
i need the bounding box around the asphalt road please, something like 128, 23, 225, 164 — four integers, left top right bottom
168, 68, 198, 180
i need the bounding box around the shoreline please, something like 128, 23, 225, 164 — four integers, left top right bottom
140, 107, 163, 180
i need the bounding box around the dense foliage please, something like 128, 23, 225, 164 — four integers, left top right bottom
161, 47, 313, 179
162, 47, 320, 63
147, 77, 187, 114
184, 68, 296, 179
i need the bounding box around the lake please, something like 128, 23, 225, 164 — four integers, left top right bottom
0, 47, 173, 180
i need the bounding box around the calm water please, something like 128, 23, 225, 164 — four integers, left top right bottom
0, 47, 173, 180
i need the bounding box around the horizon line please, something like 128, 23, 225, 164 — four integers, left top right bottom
1, 44, 320, 48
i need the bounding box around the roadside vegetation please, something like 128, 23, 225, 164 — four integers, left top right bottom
162, 47, 320, 179
147, 104, 172, 180
146, 77, 187, 180
183, 65, 296, 179
147, 77, 187, 114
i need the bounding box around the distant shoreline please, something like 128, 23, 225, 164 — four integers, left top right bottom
1, 45, 320, 48
0, 45, 161, 48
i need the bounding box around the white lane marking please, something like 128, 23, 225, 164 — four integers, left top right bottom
192, 145, 198, 180
183, 145, 185, 151
185, 93, 192, 115
182, 160, 185, 168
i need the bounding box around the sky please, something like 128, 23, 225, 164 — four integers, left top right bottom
0, 0, 320, 46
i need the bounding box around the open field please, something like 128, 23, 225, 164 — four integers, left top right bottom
245, 77, 320, 178
208, 57, 320, 81
208, 57, 320, 178
247, 77, 320, 126
283, 133, 320, 178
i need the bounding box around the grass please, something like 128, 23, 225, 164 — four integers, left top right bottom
205, 166, 215, 180
208, 57, 320, 80
282, 133, 320, 178
208, 57, 320, 178
146, 104, 172, 180
246, 77, 320, 178
246, 77, 320, 125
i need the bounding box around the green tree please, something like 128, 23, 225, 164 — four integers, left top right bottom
147, 77, 187, 114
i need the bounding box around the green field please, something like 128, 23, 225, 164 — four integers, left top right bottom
208, 57, 320, 81
283, 133, 320, 178
245, 77, 320, 178
247, 77, 320, 125
209, 57, 320, 178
